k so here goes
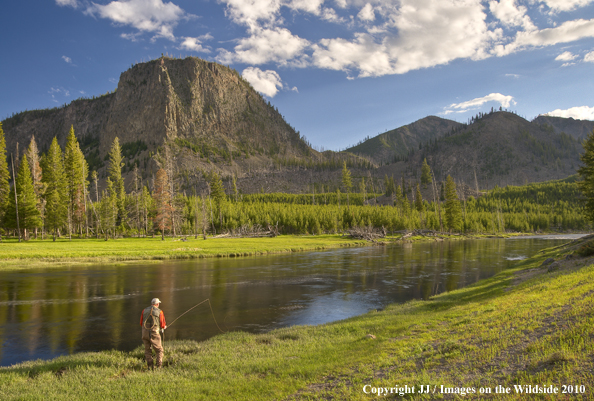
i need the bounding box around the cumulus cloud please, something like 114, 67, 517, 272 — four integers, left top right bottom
221, 0, 282, 27
555, 51, 577, 61
489, 0, 535, 31
539, 0, 594, 12
545, 106, 594, 120
85, 0, 188, 41
242, 67, 285, 97
442, 93, 516, 115
287, 0, 324, 15
217, 27, 309, 65
493, 18, 594, 56
62, 55, 73, 63
357, 3, 375, 22
584, 51, 594, 62
179, 35, 212, 52
312, 0, 496, 77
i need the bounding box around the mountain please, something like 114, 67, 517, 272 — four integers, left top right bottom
532, 115, 594, 142
1, 57, 316, 187
1, 57, 586, 195
345, 116, 464, 163
376, 111, 582, 190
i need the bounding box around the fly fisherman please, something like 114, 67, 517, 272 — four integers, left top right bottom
140, 298, 167, 369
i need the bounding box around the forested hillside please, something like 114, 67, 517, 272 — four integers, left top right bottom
375, 111, 582, 191
533, 115, 594, 142
0, 118, 587, 242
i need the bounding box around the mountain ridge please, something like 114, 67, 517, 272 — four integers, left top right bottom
1, 56, 591, 194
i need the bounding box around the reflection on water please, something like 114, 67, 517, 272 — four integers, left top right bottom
0, 236, 582, 366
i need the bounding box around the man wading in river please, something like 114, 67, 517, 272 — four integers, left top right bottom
140, 298, 167, 369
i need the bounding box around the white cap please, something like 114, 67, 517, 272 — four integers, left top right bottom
151, 298, 161, 305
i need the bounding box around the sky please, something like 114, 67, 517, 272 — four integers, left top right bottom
1, 0, 594, 151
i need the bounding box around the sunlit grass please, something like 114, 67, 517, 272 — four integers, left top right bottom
0, 235, 367, 270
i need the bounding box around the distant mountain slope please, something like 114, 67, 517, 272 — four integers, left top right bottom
532, 115, 594, 142
378, 111, 582, 189
345, 116, 464, 163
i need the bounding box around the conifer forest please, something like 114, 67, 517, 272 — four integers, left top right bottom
0, 122, 588, 242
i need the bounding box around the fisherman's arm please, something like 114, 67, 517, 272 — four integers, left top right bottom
160, 311, 167, 330
140, 310, 144, 326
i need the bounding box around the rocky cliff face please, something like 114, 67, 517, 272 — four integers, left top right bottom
2, 57, 312, 186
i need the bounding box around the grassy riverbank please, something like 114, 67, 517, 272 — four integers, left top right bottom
1, 236, 593, 400
0, 235, 367, 269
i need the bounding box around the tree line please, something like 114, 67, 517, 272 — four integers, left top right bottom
0, 123, 589, 241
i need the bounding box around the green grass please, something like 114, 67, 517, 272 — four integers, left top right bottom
0, 235, 367, 270
2, 237, 594, 399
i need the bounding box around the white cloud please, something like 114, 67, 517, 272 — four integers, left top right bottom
85, 0, 188, 41
489, 0, 535, 31
443, 93, 516, 115
493, 18, 594, 56
287, 0, 324, 15
357, 4, 375, 22
62, 55, 73, 64
56, 0, 78, 7
221, 0, 281, 27
313, 0, 496, 77
179, 35, 212, 52
212, 0, 594, 80
539, 0, 594, 12
242, 67, 285, 97
217, 27, 309, 65
555, 51, 577, 61
584, 51, 594, 62
545, 106, 594, 120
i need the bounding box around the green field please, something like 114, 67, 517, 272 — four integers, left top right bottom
0, 235, 367, 269
1, 236, 593, 400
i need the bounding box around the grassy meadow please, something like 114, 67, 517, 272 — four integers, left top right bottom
1, 236, 593, 400
0, 235, 367, 270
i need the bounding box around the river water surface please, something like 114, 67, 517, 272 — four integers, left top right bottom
0, 235, 583, 366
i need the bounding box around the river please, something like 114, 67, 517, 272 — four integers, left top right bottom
0, 235, 583, 366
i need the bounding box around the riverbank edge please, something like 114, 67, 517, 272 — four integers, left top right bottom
1, 235, 593, 400
0, 231, 574, 270
0, 235, 369, 270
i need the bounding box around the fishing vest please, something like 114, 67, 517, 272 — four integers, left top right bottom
142, 306, 161, 331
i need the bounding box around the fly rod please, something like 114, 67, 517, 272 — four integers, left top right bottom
167, 298, 225, 333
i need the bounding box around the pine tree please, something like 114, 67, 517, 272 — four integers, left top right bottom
99, 178, 117, 240
108, 137, 126, 228
359, 177, 366, 204
209, 171, 226, 205
64, 126, 88, 237
421, 158, 432, 188
154, 168, 172, 240
4, 155, 42, 239
444, 175, 462, 232
415, 183, 424, 213
42, 137, 68, 241
26, 136, 46, 237
0, 123, 10, 232
341, 161, 352, 206
578, 130, 594, 224
232, 174, 239, 202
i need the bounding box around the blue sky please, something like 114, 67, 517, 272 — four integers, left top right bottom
1, 0, 594, 150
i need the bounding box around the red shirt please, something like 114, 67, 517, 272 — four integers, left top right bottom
140, 308, 167, 329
